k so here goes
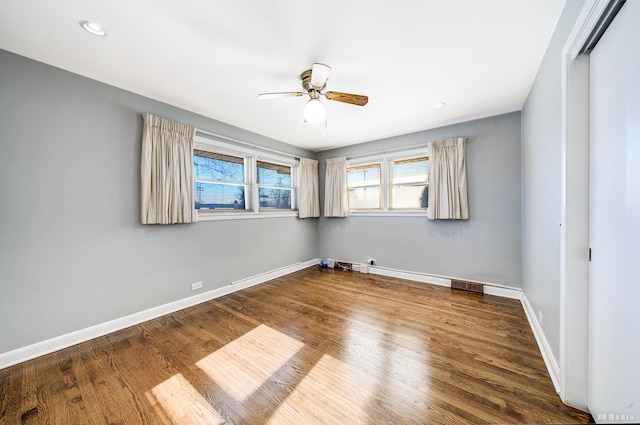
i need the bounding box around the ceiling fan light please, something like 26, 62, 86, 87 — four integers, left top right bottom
304, 99, 325, 125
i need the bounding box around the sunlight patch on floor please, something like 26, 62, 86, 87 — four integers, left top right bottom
147, 373, 226, 425
267, 354, 377, 424
196, 324, 304, 402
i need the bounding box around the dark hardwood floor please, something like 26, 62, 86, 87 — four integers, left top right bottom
0, 267, 593, 424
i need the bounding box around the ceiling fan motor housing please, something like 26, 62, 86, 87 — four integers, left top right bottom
301, 69, 326, 92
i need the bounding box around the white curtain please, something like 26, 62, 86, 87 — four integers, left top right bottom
427, 137, 469, 220
140, 113, 197, 224
324, 157, 350, 217
298, 158, 320, 218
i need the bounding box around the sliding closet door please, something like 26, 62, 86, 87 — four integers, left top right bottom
588, 1, 640, 420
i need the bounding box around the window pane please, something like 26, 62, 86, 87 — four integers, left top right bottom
194, 152, 244, 182
347, 164, 381, 187
349, 187, 381, 209
392, 157, 428, 184
391, 185, 428, 209
194, 181, 245, 210
259, 188, 292, 209
257, 161, 291, 187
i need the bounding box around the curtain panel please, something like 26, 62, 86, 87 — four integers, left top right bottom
427, 137, 469, 220
140, 113, 197, 224
324, 157, 350, 217
298, 158, 320, 218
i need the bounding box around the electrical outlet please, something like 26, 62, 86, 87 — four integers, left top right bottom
191, 281, 203, 291
367, 258, 376, 266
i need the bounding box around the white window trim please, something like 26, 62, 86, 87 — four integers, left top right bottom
349, 210, 429, 217
256, 158, 297, 212
347, 146, 429, 216
197, 210, 298, 221
345, 161, 383, 210
194, 134, 300, 220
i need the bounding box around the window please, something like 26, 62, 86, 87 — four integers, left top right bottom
257, 161, 293, 210
193, 135, 299, 220
194, 151, 248, 211
390, 157, 428, 209
347, 163, 381, 209
346, 148, 429, 215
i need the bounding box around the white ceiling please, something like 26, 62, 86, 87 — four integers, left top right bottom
0, 0, 564, 151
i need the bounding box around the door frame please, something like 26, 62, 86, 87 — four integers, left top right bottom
558, 0, 612, 411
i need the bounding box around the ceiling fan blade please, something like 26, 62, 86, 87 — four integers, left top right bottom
310, 63, 332, 89
257, 92, 305, 100
325, 91, 369, 106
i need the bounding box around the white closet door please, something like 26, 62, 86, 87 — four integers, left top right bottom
588, 1, 640, 421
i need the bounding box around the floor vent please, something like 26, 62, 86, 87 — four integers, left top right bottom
451, 279, 484, 294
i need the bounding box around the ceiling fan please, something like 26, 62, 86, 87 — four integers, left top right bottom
257, 63, 368, 125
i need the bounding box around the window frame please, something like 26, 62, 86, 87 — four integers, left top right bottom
194, 150, 251, 212
346, 147, 429, 217
389, 155, 429, 211
346, 162, 383, 210
256, 159, 296, 212
194, 135, 299, 221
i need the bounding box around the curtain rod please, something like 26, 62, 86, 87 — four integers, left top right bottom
344, 136, 465, 160
195, 128, 300, 160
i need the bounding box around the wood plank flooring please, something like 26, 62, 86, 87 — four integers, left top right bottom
0, 267, 593, 424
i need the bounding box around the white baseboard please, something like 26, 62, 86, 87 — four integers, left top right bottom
367, 266, 451, 287
367, 265, 523, 300
230, 260, 316, 288
520, 291, 561, 394
483, 285, 522, 300
0, 259, 318, 370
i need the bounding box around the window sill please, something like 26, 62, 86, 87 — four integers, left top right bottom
349, 210, 428, 217
197, 210, 299, 221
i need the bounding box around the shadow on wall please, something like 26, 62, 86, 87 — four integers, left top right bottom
320, 214, 470, 240
427, 218, 470, 239
320, 216, 352, 231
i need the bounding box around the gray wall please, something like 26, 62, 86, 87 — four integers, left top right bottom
0, 50, 318, 354
521, 0, 586, 361
316, 112, 522, 287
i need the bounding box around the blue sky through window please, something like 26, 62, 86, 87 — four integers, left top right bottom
194, 154, 244, 182
194, 153, 245, 209
257, 162, 291, 187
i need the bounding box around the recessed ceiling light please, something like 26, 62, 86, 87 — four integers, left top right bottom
433, 102, 446, 108
79, 20, 107, 37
